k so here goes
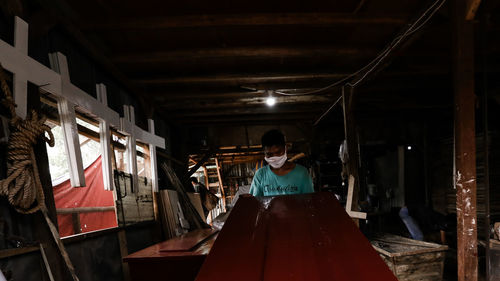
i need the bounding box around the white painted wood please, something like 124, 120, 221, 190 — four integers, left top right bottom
134, 128, 165, 149
14, 17, 28, 54
345, 175, 367, 219
97, 84, 113, 191
0, 19, 61, 98
57, 98, 86, 187
122, 105, 138, 192
49, 52, 120, 127
148, 119, 159, 192
13, 17, 29, 119
0, 17, 167, 193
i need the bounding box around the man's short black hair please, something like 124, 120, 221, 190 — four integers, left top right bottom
261, 129, 286, 148
190, 177, 198, 183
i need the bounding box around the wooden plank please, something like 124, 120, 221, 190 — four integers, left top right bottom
148, 119, 159, 192
184, 151, 212, 181
28, 82, 70, 281
56, 97, 85, 187
122, 105, 138, 192
159, 229, 217, 252
83, 13, 408, 30
115, 47, 373, 64
0, 246, 39, 259
187, 193, 205, 221
345, 175, 367, 219
71, 213, 81, 234
56, 206, 116, 214
0, 18, 61, 98
123, 232, 218, 261
342, 86, 361, 224
452, 0, 478, 280
161, 163, 209, 230
96, 83, 114, 191
215, 158, 225, 199
13, 17, 28, 119
159, 189, 181, 238
48, 52, 120, 127
117, 230, 131, 281
466, 0, 481, 20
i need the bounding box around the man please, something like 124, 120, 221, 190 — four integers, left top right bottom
190, 177, 213, 217
249, 129, 314, 196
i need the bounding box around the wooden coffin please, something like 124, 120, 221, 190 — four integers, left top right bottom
123, 229, 218, 281
371, 234, 448, 281
195, 192, 398, 281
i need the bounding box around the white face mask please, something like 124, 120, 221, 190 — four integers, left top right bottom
265, 151, 287, 169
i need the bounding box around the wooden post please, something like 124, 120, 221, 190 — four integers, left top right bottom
27, 83, 70, 281
452, 0, 478, 280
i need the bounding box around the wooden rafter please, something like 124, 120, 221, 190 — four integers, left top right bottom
80, 13, 409, 30
113, 47, 375, 64
466, 0, 481, 20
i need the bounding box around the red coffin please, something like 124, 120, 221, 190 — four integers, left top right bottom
195, 192, 398, 281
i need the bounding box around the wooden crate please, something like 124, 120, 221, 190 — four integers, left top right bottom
490, 239, 500, 280
370, 234, 448, 281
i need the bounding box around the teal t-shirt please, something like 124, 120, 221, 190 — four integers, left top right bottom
249, 164, 314, 197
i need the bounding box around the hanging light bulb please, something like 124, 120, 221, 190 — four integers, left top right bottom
266, 96, 276, 106
265, 90, 276, 107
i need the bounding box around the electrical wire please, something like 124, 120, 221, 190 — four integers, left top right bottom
274, 0, 446, 96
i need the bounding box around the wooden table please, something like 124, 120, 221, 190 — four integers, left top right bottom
123, 229, 218, 281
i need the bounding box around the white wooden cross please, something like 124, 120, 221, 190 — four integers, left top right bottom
0, 17, 165, 193
0, 17, 60, 119
48, 52, 121, 187
96, 84, 113, 191
120, 105, 164, 192
345, 175, 367, 220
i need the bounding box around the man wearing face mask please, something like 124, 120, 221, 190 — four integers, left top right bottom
249, 129, 314, 197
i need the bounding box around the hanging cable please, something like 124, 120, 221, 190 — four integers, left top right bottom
275, 0, 446, 96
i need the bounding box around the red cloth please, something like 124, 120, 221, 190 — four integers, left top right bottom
53, 156, 117, 237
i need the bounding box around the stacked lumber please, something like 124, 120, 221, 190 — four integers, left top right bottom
158, 190, 181, 238
431, 132, 500, 238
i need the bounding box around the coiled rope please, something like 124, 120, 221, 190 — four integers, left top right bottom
0, 64, 79, 281
0, 65, 54, 214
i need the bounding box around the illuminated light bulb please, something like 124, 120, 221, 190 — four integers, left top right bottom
266, 96, 276, 107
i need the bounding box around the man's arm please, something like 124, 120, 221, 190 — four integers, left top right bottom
249, 171, 264, 196
301, 166, 314, 193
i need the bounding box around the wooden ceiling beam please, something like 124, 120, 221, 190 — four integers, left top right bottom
145, 88, 325, 101
113, 47, 375, 64
136, 73, 349, 86
158, 96, 332, 110
466, 0, 481, 20
80, 13, 409, 30
163, 104, 325, 118
173, 114, 319, 125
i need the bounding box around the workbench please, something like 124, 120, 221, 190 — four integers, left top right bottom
123, 229, 218, 281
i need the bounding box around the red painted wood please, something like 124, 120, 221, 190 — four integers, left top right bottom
196, 193, 398, 281
159, 229, 217, 252
124, 231, 218, 281
124, 231, 217, 263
